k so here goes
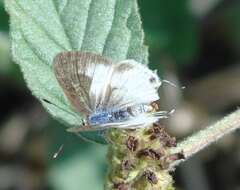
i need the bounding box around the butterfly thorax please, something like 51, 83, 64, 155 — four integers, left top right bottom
88, 104, 153, 126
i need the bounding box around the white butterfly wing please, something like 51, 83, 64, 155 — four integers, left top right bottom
106, 59, 161, 109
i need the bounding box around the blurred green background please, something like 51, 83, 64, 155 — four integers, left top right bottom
0, 0, 240, 190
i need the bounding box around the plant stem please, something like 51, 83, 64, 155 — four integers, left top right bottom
170, 109, 240, 167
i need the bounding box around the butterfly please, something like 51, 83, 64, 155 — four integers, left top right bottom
53, 51, 171, 132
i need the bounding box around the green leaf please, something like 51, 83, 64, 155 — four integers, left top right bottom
138, 0, 198, 64
5, 0, 148, 133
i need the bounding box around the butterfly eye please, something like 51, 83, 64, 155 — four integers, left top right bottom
81, 119, 87, 126
149, 77, 156, 83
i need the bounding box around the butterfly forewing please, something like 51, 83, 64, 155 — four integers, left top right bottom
54, 52, 112, 115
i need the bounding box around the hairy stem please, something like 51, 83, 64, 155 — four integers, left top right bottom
170, 109, 240, 167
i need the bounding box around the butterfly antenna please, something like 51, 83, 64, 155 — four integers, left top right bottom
42, 99, 78, 117
153, 109, 175, 118
162, 79, 185, 90
167, 108, 175, 116
53, 144, 64, 159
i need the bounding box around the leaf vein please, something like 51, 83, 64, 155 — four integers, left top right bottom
20, 29, 49, 66
51, 0, 72, 49
102, 0, 117, 55
15, 0, 68, 51
80, 0, 94, 50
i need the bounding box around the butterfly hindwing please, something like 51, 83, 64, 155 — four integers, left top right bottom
106, 60, 161, 109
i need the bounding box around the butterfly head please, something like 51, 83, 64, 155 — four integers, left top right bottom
148, 70, 161, 91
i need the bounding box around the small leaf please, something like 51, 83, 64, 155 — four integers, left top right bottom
5, 0, 148, 133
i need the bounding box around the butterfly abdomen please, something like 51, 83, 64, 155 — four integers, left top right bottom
87, 104, 155, 126
88, 109, 131, 126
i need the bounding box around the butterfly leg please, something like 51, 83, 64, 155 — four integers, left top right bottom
66, 125, 93, 132
150, 100, 160, 111
66, 119, 92, 132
